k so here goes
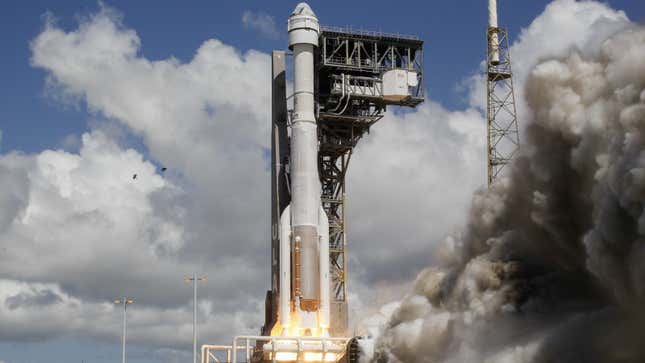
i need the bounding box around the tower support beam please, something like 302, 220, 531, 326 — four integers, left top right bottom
486, 26, 519, 186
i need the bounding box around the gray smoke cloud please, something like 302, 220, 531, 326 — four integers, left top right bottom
367, 25, 645, 363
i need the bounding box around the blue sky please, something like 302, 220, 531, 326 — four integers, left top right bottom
1, 1, 644, 363
2, 0, 641, 155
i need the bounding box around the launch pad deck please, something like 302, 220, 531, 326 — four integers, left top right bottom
201, 336, 351, 363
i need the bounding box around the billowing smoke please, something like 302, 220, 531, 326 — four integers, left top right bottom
366, 24, 645, 363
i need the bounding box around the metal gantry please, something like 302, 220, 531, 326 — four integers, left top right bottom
317, 121, 363, 336
317, 27, 424, 336
319, 26, 424, 108
486, 26, 519, 186
265, 27, 424, 340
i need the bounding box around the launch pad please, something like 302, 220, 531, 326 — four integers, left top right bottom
202, 336, 348, 363
202, 3, 424, 362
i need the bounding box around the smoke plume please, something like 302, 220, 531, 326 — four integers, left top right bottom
367, 25, 645, 363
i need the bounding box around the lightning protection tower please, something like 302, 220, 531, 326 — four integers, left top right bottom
486, 0, 519, 186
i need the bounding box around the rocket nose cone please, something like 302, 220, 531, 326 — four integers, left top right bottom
292, 2, 316, 18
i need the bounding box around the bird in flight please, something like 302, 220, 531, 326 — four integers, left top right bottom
132, 174, 137, 180
161, 167, 167, 172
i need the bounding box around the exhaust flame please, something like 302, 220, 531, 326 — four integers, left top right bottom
369, 25, 645, 363
271, 310, 328, 338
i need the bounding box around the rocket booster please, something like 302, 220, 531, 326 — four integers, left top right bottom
290, 2, 321, 312
278, 2, 330, 336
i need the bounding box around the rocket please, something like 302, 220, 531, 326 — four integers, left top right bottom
277, 2, 330, 337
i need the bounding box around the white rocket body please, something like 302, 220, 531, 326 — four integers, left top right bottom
278, 2, 330, 337
489, 0, 500, 65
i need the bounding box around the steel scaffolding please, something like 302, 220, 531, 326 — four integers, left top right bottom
265, 27, 424, 339
486, 26, 519, 186
317, 27, 423, 336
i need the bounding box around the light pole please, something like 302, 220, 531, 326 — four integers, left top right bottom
185, 274, 206, 363
114, 297, 134, 363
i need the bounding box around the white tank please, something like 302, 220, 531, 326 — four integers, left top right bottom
382, 69, 417, 102
489, 0, 500, 65
278, 2, 330, 337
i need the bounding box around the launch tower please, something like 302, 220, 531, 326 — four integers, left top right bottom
265, 15, 424, 339
202, 3, 423, 362
268, 25, 424, 338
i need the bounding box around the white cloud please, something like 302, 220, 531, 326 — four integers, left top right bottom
360, 1, 636, 362
58, 133, 81, 151
242, 10, 280, 39
1, 4, 274, 354
5, 3, 485, 353
0, 131, 262, 348
0, 0, 634, 359
30, 3, 273, 274
348, 103, 485, 285
465, 0, 630, 118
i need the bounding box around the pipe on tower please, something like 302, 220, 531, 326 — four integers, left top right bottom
488, 0, 500, 65
318, 206, 330, 333
279, 206, 291, 331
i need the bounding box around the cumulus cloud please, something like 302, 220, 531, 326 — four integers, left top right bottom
368, 2, 645, 363
29, 2, 273, 287
58, 133, 81, 151
1, 4, 273, 351
242, 10, 280, 39
15, 2, 487, 353
5, 288, 62, 310
466, 0, 629, 117
2, 0, 636, 360
348, 104, 484, 285
0, 131, 261, 348
350, 0, 629, 320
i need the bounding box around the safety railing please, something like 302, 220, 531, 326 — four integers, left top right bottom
201, 344, 253, 363
321, 25, 420, 41
202, 336, 350, 363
